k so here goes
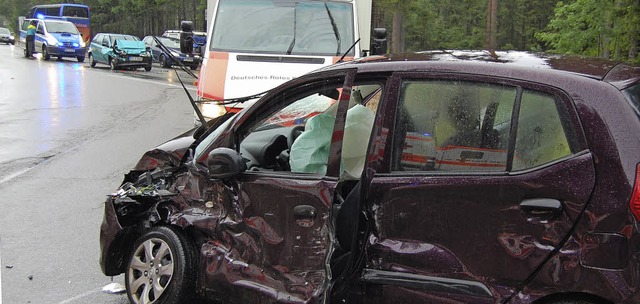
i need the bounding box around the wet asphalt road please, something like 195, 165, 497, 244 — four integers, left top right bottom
0, 44, 198, 303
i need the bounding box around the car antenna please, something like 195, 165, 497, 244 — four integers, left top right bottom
337, 38, 360, 63
174, 70, 207, 126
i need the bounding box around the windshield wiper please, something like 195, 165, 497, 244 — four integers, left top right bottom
324, 3, 341, 56
286, 5, 297, 55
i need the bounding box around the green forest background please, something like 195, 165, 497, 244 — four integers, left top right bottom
1, 0, 638, 62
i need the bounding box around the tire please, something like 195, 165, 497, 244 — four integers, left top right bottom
109, 57, 117, 70
145, 64, 152, 72
190, 64, 197, 70
77, 56, 85, 63
160, 54, 170, 68
125, 226, 197, 304
89, 54, 96, 67
42, 46, 50, 60
23, 47, 28, 58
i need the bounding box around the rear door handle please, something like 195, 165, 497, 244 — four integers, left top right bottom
519, 198, 563, 223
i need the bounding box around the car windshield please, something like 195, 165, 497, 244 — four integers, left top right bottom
194, 114, 236, 161
110, 35, 139, 45
44, 21, 79, 34
156, 37, 180, 48
210, 0, 355, 56
0, 28, 10, 34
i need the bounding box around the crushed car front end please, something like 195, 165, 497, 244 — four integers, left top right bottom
99, 132, 194, 275
112, 39, 153, 69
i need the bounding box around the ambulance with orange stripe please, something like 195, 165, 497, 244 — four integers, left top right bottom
196, 0, 385, 121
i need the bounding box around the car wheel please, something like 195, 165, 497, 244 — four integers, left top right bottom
77, 56, 85, 63
125, 226, 197, 304
42, 46, 50, 60
89, 54, 96, 67
160, 55, 170, 68
23, 47, 28, 58
546, 296, 605, 304
109, 57, 117, 70
145, 64, 152, 72
190, 64, 197, 70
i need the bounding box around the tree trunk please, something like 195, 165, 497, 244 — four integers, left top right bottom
628, 0, 639, 60
485, 0, 498, 51
392, 5, 404, 54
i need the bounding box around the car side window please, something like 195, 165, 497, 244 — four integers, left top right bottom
239, 82, 341, 175
102, 36, 109, 47
238, 81, 380, 178
392, 79, 576, 173
393, 80, 516, 172
512, 90, 571, 170
36, 23, 44, 34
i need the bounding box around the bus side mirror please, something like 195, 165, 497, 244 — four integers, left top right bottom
371, 28, 387, 55
180, 20, 194, 54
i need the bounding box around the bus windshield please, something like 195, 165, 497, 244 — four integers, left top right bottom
211, 0, 355, 56
45, 21, 80, 34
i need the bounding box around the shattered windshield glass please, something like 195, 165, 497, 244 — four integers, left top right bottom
211, 0, 355, 56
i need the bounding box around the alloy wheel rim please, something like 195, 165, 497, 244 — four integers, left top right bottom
127, 238, 174, 304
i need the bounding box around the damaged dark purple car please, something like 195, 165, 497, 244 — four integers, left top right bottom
100, 50, 640, 304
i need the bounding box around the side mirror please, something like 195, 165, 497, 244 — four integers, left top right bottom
179, 20, 194, 54
371, 28, 387, 55
207, 148, 246, 179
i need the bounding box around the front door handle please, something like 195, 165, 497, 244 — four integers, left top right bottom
293, 205, 316, 228
519, 198, 563, 223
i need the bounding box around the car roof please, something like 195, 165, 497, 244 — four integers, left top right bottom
317, 50, 640, 90
97, 33, 137, 38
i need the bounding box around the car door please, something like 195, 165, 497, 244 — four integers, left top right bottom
34, 21, 45, 52
359, 73, 595, 303
96, 34, 111, 64
193, 70, 381, 303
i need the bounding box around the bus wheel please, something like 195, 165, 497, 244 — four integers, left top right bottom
42, 46, 50, 61
77, 56, 85, 63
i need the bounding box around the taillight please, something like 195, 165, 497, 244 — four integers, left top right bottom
630, 164, 640, 221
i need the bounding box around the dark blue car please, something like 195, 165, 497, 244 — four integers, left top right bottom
142, 36, 201, 70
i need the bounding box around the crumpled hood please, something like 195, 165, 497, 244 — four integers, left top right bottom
115, 39, 146, 54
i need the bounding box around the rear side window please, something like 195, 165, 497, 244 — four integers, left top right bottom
392, 79, 574, 173
623, 83, 640, 118
513, 90, 571, 170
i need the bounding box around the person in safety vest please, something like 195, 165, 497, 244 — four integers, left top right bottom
25, 20, 36, 58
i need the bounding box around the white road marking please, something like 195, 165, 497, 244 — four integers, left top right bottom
57, 288, 102, 304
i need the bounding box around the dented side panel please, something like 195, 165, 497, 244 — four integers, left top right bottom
198, 174, 336, 303
363, 153, 596, 302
